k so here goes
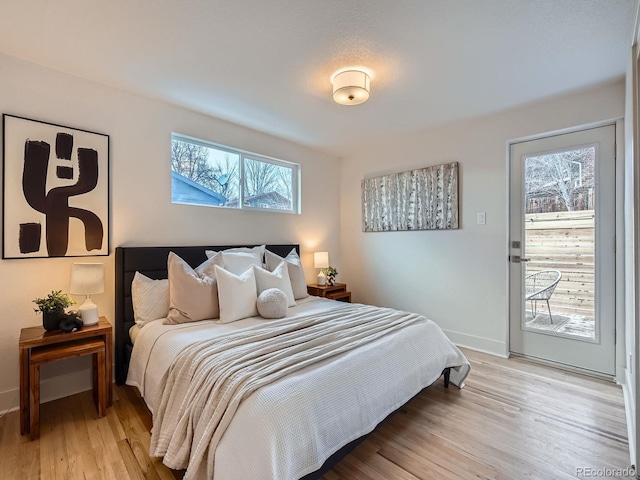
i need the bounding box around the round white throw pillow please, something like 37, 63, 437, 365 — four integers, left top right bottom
257, 288, 288, 319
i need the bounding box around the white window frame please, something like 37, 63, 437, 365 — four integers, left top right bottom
171, 133, 300, 214
571, 160, 583, 188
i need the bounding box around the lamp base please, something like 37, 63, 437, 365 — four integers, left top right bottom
317, 271, 326, 286
78, 297, 99, 326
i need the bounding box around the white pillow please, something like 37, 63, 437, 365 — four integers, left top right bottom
253, 261, 296, 307
213, 245, 266, 258
131, 272, 169, 326
265, 248, 309, 300
165, 251, 223, 324
205, 247, 263, 275
256, 288, 288, 319
214, 265, 259, 323
222, 251, 262, 274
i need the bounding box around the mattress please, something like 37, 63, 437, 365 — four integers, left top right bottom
127, 296, 469, 479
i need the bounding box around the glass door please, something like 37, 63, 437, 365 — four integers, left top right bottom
509, 125, 615, 375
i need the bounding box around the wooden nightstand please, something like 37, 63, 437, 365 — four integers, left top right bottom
19, 316, 112, 440
307, 283, 352, 303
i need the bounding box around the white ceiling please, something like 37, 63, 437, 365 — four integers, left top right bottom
0, 0, 633, 156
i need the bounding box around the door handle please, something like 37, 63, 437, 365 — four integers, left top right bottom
510, 256, 530, 263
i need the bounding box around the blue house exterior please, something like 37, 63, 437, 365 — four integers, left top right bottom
171, 171, 228, 206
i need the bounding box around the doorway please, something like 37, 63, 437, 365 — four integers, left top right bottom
509, 125, 616, 376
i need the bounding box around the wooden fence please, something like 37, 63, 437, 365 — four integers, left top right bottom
526, 187, 594, 213
524, 210, 594, 317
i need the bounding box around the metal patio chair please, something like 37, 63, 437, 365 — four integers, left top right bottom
525, 270, 562, 323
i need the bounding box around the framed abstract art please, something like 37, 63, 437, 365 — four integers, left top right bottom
3, 114, 109, 258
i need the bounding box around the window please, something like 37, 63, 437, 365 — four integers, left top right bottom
571, 160, 583, 188
171, 133, 299, 213
524, 146, 594, 213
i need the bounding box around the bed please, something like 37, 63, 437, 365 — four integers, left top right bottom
115, 244, 470, 480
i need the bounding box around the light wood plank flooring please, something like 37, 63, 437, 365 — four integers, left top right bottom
0, 349, 633, 479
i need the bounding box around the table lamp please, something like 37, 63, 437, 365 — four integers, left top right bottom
314, 251, 329, 286
70, 263, 105, 326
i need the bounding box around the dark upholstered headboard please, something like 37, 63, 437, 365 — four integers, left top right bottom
114, 244, 300, 384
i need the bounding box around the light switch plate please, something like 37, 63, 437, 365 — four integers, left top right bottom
477, 212, 486, 225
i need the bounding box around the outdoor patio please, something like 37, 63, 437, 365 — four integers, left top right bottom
525, 310, 595, 339
524, 210, 595, 340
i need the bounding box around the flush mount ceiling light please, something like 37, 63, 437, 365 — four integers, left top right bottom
332, 70, 370, 106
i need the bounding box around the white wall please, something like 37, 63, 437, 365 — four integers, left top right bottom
340, 80, 625, 357
624, 42, 638, 466
0, 53, 341, 411
624, 4, 640, 467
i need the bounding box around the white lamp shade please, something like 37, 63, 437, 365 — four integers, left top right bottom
70, 263, 105, 295
332, 70, 370, 105
70, 263, 104, 326
314, 252, 329, 269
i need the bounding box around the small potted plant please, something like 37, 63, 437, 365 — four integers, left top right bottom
33, 290, 75, 332
322, 266, 338, 286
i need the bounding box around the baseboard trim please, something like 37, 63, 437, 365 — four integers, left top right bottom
0, 388, 20, 416
623, 368, 636, 467
442, 329, 507, 358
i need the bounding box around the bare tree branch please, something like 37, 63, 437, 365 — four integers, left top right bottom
171, 140, 216, 189
525, 147, 594, 212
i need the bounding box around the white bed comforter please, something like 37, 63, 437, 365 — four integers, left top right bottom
127, 297, 470, 480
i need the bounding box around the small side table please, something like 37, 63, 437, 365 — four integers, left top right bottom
19, 316, 113, 440
307, 283, 352, 303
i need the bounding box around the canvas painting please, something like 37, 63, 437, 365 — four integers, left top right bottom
362, 162, 458, 232
3, 115, 109, 258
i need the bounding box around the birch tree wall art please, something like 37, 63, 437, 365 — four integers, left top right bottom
362, 162, 459, 232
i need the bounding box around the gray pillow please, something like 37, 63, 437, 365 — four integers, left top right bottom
256, 288, 288, 319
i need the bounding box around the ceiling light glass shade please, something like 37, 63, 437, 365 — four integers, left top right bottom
332, 70, 370, 105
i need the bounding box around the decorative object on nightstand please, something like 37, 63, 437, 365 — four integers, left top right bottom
323, 266, 338, 286
307, 283, 351, 303
33, 290, 75, 332
314, 251, 329, 286
70, 263, 105, 326
59, 313, 83, 332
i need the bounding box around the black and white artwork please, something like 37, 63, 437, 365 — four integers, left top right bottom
3, 115, 109, 258
362, 162, 459, 232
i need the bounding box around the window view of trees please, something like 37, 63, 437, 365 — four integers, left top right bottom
171, 140, 240, 200
243, 158, 292, 209
170, 135, 297, 212
524, 147, 595, 213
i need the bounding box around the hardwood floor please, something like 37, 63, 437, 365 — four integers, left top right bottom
0, 348, 633, 479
